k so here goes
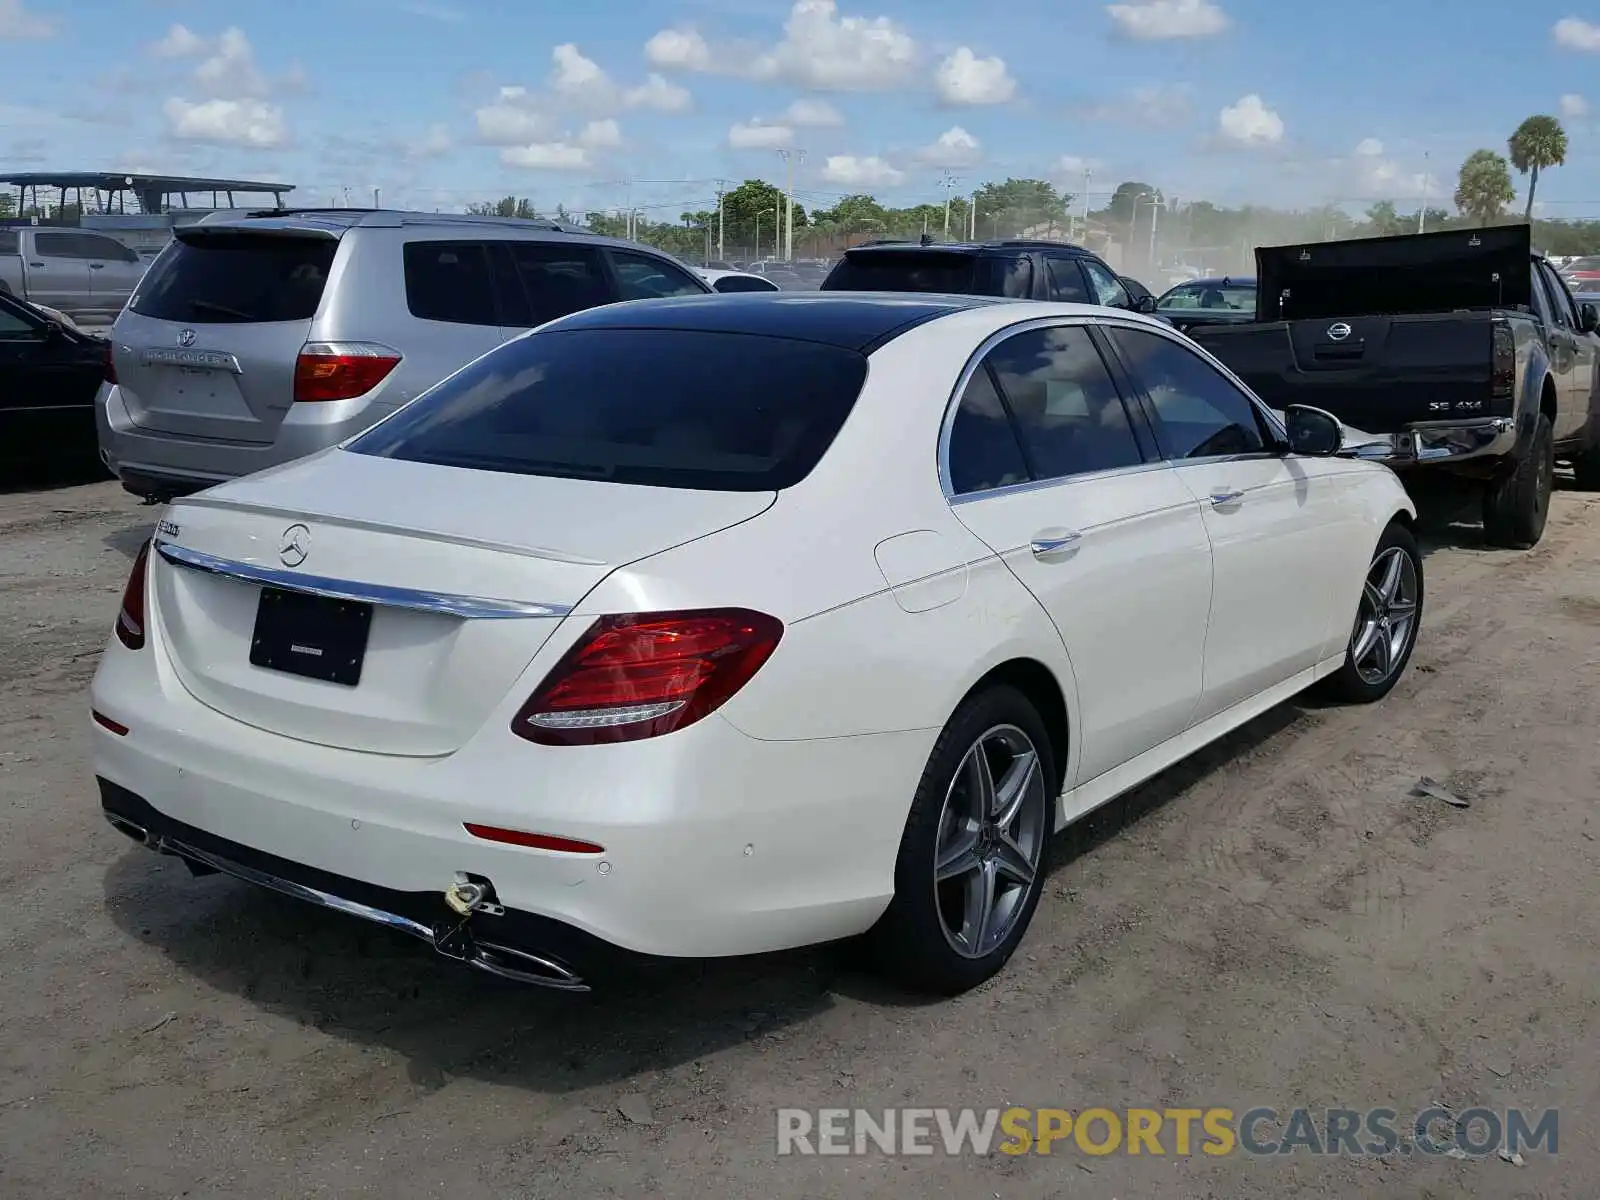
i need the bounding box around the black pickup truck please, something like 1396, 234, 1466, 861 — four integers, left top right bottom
1189, 225, 1600, 548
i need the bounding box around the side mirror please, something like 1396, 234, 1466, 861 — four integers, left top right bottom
1133, 294, 1157, 315
1283, 404, 1342, 457
1581, 302, 1599, 333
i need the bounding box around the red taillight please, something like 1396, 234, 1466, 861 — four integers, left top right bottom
512, 608, 784, 746
103, 341, 117, 385
1490, 316, 1515, 405
116, 540, 151, 650
292, 341, 401, 403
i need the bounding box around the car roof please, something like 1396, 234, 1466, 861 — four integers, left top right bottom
1168, 275, 1257, 288
182, 207, 655, 252
841, 239, 1096, 258
543, 291, 1004, 351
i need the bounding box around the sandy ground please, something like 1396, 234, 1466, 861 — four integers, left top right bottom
2, 472, 1598, 1199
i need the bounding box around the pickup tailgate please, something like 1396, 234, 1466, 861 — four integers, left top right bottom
1191, 312, 1496, 433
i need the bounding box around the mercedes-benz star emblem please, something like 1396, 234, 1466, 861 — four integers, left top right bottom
177, 328, 197, 347
1327, 322, 1353, 341
278, 524, 311, 568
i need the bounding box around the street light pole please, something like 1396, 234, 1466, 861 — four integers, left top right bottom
717, 179, 725, 260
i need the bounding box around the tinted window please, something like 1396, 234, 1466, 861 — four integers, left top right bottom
77, 233, 137, 263
611, 250, 707, 300
403, 240, 498, 326
947, 364, 1029, 495
1158, 282, 1255, 311
712, 275, 780, 293
0, 303, 37, 337
1538, 263, 1577, 327
1081, 260, 1130, 308
34, 231, 80, 259
824, 250, 978, 294
349, 329, 868, 491
1108, 327, 1266, 459
986, 325, 1144, 480
130, 233, 336, 323
1045, 258, 1091, 303
505, 242, 611, 326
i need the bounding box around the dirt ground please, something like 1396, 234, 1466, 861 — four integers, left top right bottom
2, 471, 1598, 1199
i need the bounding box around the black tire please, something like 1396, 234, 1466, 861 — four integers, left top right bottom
1323, 522, 1424, 704
1482, 414, 1554, 548
869, 685, 1056, 995
1573, 440, 1600, 491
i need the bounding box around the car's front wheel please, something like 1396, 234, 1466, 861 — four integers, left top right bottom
871, 685, 1055, 994
1323, 522, 1424, 704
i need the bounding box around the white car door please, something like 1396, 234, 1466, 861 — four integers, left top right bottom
1103, 324, 1366, 725
943, 320, 1215, 788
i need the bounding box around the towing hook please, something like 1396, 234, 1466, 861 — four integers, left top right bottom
444, 880, 487, 916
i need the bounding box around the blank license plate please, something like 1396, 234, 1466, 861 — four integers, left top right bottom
250, 588, 372, 686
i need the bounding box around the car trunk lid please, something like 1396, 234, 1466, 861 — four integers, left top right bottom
150, 451, 775, 756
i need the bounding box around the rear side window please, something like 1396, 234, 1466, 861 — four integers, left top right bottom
0, 231, 17, 255
33, 231, 79, 259
404, 241, 498, 326
503, 242, 612, 327
348, 328, 869, 491
947, 364, 1029, 495
131, 233, 337, 323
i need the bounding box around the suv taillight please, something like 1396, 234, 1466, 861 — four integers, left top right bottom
116, 540, 151, 650
1490, 316, 1515, 408
293, 341, 401, 403
511, 609, 784, 746
103, 341, 117, 386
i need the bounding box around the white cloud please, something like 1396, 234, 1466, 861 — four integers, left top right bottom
1354, 137, 1384, 157
645, 27, 713, 70
625, 72, 692, 113
550, 43, 612, 107
578, 118, 622, 149
1056, 154, 1103, 178
405, 123, 453, 159
1562, 93, 1589, 119
1107, 0, 1227, 40
1217, 93, 1283, 147
785, 97, 844, 126
474, 87, 555, 145
163, 97, 287, 148
1076, 83, 1192, 125
918, 125, 981, 166
821, 154, 904, 186
750, 0, 917, 91
502, 142, 591, 170
193, 28, 270, 99
1553, 16, 1600, 51
0, 0, 54, 39
151, 23, 205, 58
728, 118, 794, 150
935, 47, 1016, 105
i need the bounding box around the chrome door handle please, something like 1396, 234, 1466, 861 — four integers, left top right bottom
1209, 490, 1244, 507
1030, 531, 1082, 557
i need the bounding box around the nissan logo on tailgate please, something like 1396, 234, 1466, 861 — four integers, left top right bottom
1327, 322, 1353, 341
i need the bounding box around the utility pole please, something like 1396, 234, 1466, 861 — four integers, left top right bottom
1418, 151, 1430, 234
969, 190, 978, 240
373, 187, 381, 208
777, 149, 804, 261
1080, 168, 1092, 243
716, 179, 725, 260
940, 170, 958, 239
1149, 191, 1161, 268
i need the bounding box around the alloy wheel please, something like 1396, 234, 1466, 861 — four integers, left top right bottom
932, 724, 1048, 959
1350, 546, 1420, 686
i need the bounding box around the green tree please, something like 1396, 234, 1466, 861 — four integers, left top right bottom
1508, 114, 1568, 220
971, 178, 1068, 238
810, 193, 887, 231
1103, 181, 1159, 227
0, 192, 13, 218
721, 179, 806, 257
1454, 149, 1517, 227
465, 196, 538, 218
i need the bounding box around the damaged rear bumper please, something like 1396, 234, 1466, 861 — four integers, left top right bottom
1340, 417, 1517, 469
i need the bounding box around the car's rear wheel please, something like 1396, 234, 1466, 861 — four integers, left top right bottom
1323, 522, 1423, 704
1483, 414, 1554, 548
871, 686, 1055, 994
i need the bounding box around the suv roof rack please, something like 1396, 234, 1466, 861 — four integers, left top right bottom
989, 238, 1089, 251
232, 207, 582, 233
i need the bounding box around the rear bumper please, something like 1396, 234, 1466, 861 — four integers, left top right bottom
95, 382, 394, 498
1343, 417, 1517, 471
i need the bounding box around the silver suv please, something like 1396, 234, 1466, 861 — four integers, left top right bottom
96, 209, 713, 501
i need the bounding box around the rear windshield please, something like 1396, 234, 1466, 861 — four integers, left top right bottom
1159, 283, 1256, 311
825, 250, 1020, 296
130, 232, 337, 324
348, 328, 869, 491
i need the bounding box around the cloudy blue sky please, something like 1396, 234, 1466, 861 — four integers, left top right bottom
3, 0, 1599, 221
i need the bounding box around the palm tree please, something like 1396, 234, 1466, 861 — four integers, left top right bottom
1508, 115, 1568, 220
1454, 150, 1517, 227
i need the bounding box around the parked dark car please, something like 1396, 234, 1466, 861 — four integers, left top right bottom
1156, 276, 1258, 333
1189, 225, 1600, 549
1, 289, 108, 476
820, 238, 1160, 313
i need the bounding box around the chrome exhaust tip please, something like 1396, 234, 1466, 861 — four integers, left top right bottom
104, 812, 149, 845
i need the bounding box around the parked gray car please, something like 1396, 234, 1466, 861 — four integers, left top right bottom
0, 226, 148, 324
96, 210, 714, 501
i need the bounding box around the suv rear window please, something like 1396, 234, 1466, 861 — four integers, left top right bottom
131, 233, 336, 324
348, 328, 869, 491
403, 240, 499, 325
823, 250, 1031, 298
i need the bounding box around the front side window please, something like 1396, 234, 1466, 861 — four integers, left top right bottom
610, 250, 706, 300
33, 232, 81, 260
348, 328, 868, 492
1158, 282, 1255, 312
1107, 327, 1267, 459
1081, 260, 1131, 308
1045, 258, 1091, 303
985, 325, 1145, 481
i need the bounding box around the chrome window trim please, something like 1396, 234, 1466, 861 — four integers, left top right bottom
153, 540, 571, 620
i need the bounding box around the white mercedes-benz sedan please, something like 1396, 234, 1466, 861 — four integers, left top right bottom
90, 293, 1422, 995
